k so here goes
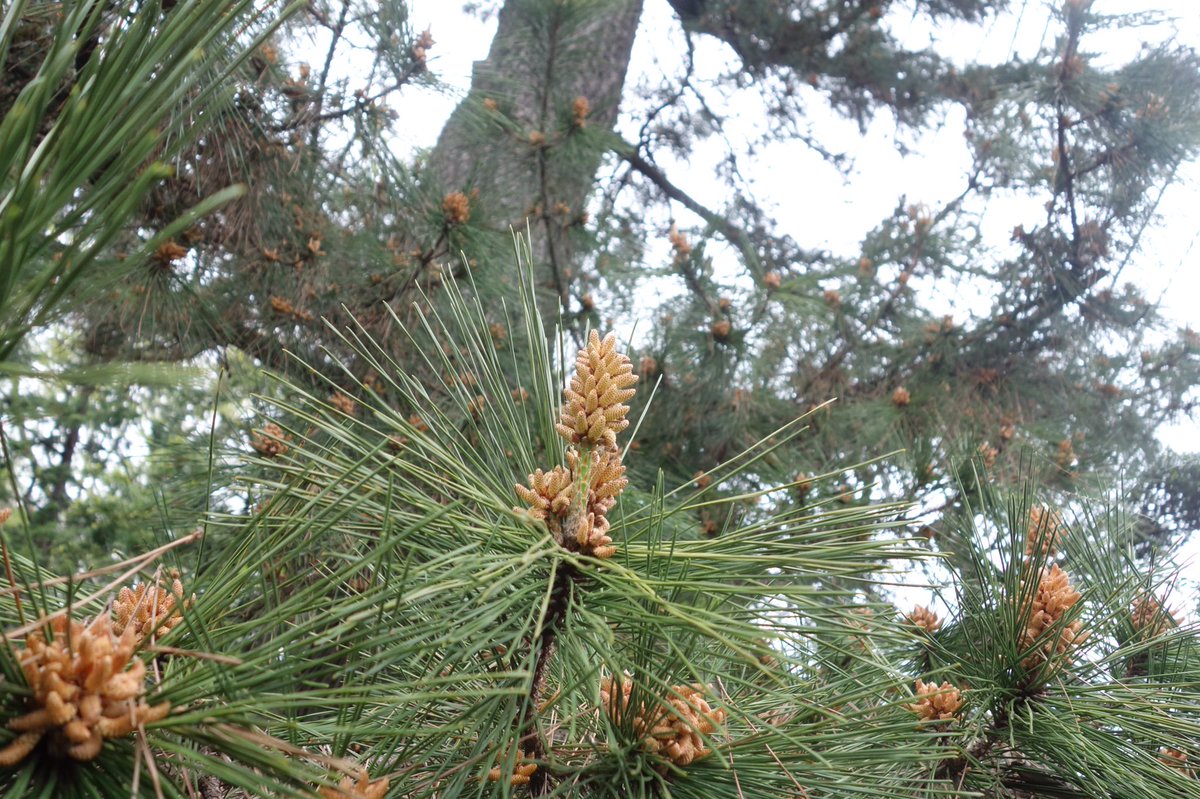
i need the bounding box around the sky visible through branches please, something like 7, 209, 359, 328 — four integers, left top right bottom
377, 0, 1200, 610
393, 1, 1198, 459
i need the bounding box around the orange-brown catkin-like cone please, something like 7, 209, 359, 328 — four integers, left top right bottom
600, 677, 725, 767
113, 571, 193, 645
518, 331, 636, 559
904, 605, 941, 634
0, 614, 169, 766
1025, 503, 1065, 560
486, 750, 538, 786
1019, 564, 1088, 670
556, 331, 637, 451
907, 679, 963, 722
318, 771, 390, 799
1131, 592, 1178, 639
514, 465, 575, 523
516, 450, 626, 559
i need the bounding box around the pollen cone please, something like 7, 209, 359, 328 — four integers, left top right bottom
556, 331, 637, 450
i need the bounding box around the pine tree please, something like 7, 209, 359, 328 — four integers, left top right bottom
10, 0, 1196, 559
3, 258, 1199, 797
1, 1, 1200, 797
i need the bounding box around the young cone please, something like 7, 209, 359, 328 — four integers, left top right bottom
518, 331, 636, 559
907, 679, 963, 723
1019, 564, 1088, 671
555, 331, 637, 451
113, 570, 193, 645
600, 676, 726, 767
0, 613, 169, 766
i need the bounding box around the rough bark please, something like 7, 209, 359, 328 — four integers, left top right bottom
426, 0, 644, 313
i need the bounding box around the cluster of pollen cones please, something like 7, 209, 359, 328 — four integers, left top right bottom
486, 749, 538, 786
516, 331, 636, 559
906, 504, 1089, 724
600, 676, 725, 767
0, 573, 189, 766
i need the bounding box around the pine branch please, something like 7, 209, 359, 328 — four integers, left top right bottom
521, 561, 576, 795
617, 143, 761, 275
306, 0, 352, 154
270, 66, 425, 132
810, 172, 981, 401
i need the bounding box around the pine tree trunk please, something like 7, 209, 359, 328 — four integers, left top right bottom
426, 0, 644, 314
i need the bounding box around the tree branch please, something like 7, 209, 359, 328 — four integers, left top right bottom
307, 0, 353, 154
616, 144, 761, 275
520, 559, 575, 796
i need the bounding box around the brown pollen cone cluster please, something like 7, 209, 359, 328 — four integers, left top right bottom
667, 223, 691, 260
555, 330, 637, 450
517, 466, 575, 520
1019, 563, 1088, 671
517, 331, 635, 559
905, 605, 941, 634
411, 28, 434, 68
251, 422, 291, 457
330, 392, 357, 416
571, 95, 591, 127
442, 191, 471, 226
319, 771, 390, 799
1025, 503, 1065, 560
153, 241, 188, 267
0, 613, 170, 766
113, 570, 193, 643
600, 677, 725, 767
907, 679, 962, 722
486, 749, 538, 786
1131, 592, 1178, 639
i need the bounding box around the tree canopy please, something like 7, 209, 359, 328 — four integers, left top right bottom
0, 0, 1199, 797
6, 0, 1199, 558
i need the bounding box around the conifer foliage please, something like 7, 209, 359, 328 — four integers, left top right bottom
0, 256, 1197, 796
5, 0, 1199, 564
0, 0, 1199, 797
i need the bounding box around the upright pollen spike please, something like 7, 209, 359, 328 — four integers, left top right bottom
519, 331, 637, 560
556, 331, 637, 450
1018, 564, 1088, 672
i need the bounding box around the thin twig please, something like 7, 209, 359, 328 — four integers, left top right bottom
521, 555, 576, 796
306, 0, 352, 154
4, 529, 202, 640
617, 145, 761, 275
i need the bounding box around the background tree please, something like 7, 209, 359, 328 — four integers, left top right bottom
4, 0, 1191, 566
